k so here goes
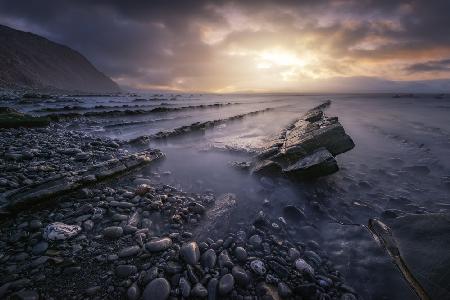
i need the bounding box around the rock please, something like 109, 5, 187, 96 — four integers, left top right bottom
282, 148, 338, 179
143, 278, 170, 300
234, 246, 247, 262
251, 160, 282, 176
201, 248, 217, 268
119, 245, 140, 258
191, 283, 208, 297
103, 226, 123, 239
145, 237, 172, 252
232, 266, 250, 287
179, 277, 191, 298
31, 241, 48, 255
278, 282, 292, 298
28, 220, 42, 231
207, 278, 218, 300
249, 234, 262, 246
116, 265, 138, 278
127, 283, 141, 300
250, 259, 266, 276
283, 205, 306, 222
218, 274, 234, 295
83, 220, 94, 232
294, 258, 314, 277
218, 250, 233, 268
10, 290, 39, 300
341, 293, 357, 300
180, 241, 200, 265
85, 286, 101, 296
43, 222, 81, 240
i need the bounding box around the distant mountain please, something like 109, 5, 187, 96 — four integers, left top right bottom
0, 24, 120, 93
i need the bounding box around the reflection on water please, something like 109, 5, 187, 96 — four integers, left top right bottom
8, 93, 450, 299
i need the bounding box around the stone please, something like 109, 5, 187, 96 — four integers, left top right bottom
119, 245, 140, 258
251, 160, 282, 176
278, 282, 292, 298
127, 283, 141, 300
234, 246, 248, 262
218, 274, 235, 295
294, 258, 314, 277
201, 248, 217, 268
250, 259, 266, 276
103, 226, 123, 239
218, 250, 233, 268
179, 277, 191, 298
180, 241, 200, 265
191, 283, 208, 297
249, 234, 262, 246
116, 265, 138, 278
145, 237, 172, 252
83, 220, 94, 232
282, 148, 338, 179
31, 241, 48, 256
143, 278, 170, 300
43, 222, 81, 240
232, 266, 250, 287
207, 278, 218, 300
28, 220, 42, 231
10, 290, 39, 300
283, 205, 306, 222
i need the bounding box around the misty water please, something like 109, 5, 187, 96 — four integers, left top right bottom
9, 93, 450, 299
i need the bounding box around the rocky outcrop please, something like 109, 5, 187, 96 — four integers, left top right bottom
250, 100, 354, 179
0, 149, 164, 213
0, 107, 50, 128
0, 24, 120, 93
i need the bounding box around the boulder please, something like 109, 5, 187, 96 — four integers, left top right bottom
43, 222, 81, 241
282, 148, 338, 179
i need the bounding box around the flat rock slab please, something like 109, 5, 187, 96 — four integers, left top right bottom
250, 101, 354, 179
369, 214, 450, 300
1, 149, 164, 213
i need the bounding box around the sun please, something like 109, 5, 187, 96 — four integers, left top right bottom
255, 49, 307, 69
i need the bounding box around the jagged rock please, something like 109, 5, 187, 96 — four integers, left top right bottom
282, 148, 338, 179
251, 101, 354, 180
0, 107, 50, 128
43, 222, 81, 241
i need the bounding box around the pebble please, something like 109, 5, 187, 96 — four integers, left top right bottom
294, 258, 314, 277
116, 265, 138, 278
127, 283, 141, 300
180, 241, 200, 265
207, 278, 218, 300
143, 278, 170, 300
232, 266, 249, 286
218, 273, 235, 295
31, 241, 48, 256
278, 282, 292, 298
43, 222, 81, 240
28, 220, 42, 231
103, 226, 123, 239
234, 246, 247, 262
118, 245, 141, 258
200, 248, 217, 268
191, 283, 208, 297
179, 277, 191, 298
249, 234, 262, 246
250, 259, 266, 275
145, 237, 172, 252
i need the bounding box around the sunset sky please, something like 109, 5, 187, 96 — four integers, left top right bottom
1, 0, 450, 92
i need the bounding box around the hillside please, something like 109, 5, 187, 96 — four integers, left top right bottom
0, 24, 120, 93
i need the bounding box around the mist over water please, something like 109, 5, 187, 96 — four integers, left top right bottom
8, 93, 450, 299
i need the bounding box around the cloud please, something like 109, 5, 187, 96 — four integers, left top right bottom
0, 0, 449, 91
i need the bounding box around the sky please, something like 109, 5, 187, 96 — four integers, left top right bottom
1, 0, 450, 93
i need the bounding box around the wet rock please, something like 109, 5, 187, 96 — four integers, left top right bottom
143, 278, 170, 300
232, 266, 249, 287
43, 222, 81, 240
294, 258, 314, 277
207, 278, 218, 300
278, 282, 292, 298
145, 237, 172, 252
234, 246, 247, 262
218, 250, 233, 268
250, 259, 266, 276
180, 241, 200, 265
119, 245, 140, 258
32, 241, 48, 255
10, 290, 39, 300
127, 283, 141, 300
191, 283, 208, 297
201, 249, 217, 268
283, 148, 338, 179
86, 286, 101, 296
218, 274, 235, 295
116, 265, 138, 278
179, 277, 191, 298
28, 220, 43, 231
283, 205, 306, 222
251, 160, 282, 176
103, 226, 123, 239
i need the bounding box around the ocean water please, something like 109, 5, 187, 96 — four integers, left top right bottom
8, 93, 450, 299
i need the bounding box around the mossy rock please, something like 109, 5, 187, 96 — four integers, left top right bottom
0, 107, 50, 128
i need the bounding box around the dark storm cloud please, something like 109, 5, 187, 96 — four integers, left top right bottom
406, 58, 450, 73
0, 0, 449, 90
